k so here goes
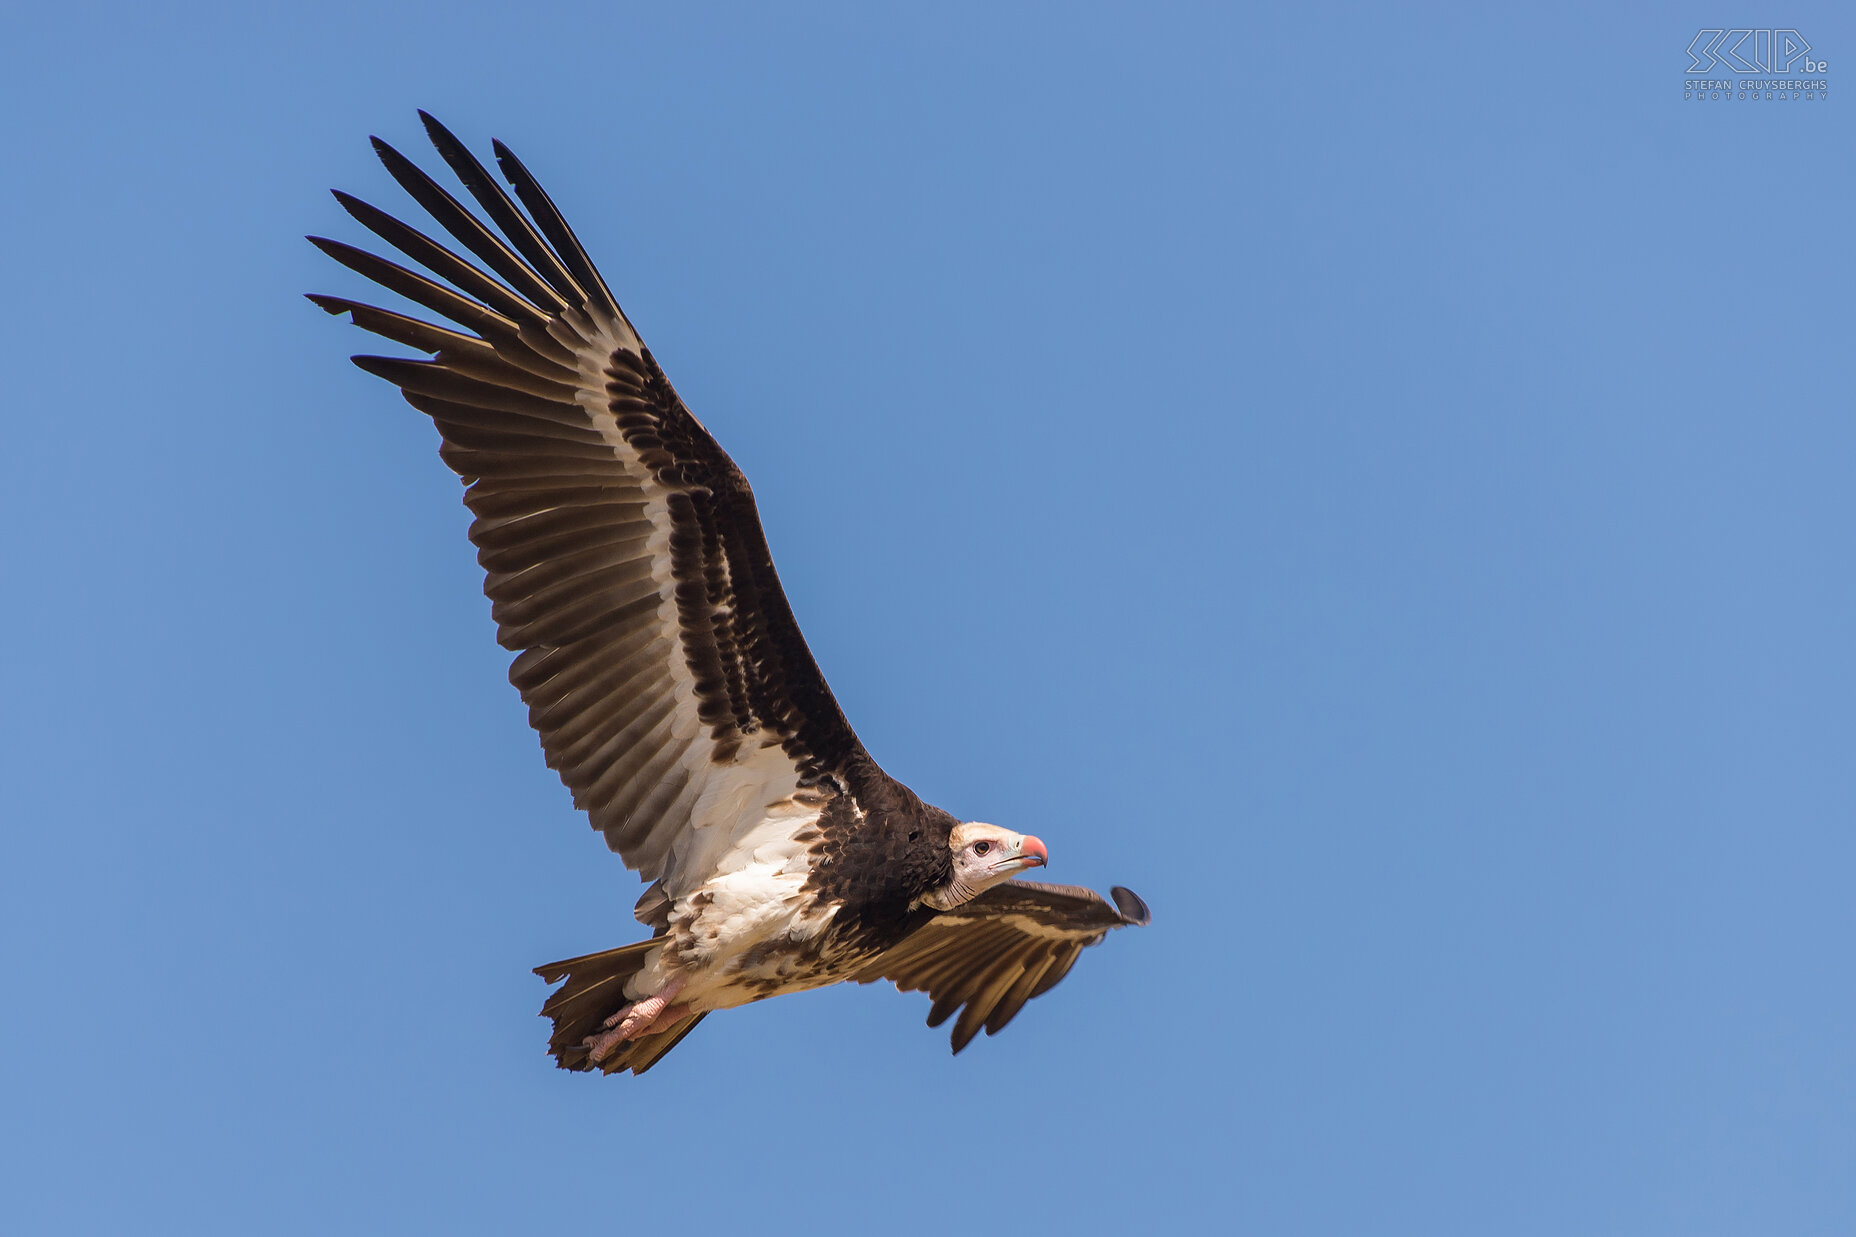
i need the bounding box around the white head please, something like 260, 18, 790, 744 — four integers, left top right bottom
921, 822, 1049, 911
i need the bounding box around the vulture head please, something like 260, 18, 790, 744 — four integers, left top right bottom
921, 822, 1048, 911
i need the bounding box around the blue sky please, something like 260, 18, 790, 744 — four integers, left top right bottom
3, 3, 1851, 1234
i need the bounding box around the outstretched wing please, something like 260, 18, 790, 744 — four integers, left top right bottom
855, 881, 1151, 1052
310, 114, 864, 898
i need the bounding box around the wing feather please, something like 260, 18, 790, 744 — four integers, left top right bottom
417, 112, 590, 306
369, 135, 572, 314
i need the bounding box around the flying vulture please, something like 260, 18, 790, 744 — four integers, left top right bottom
310, 114, 1149, 1076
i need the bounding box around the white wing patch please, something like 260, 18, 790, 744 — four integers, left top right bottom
992, 912, 1099, 943
665, 745, 810, 896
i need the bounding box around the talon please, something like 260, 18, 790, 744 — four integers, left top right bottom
583, 1026, 627, 1063
587, 980, 686, 1056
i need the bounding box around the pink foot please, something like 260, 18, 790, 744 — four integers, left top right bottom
583, 980, 686, 1063
629, 1001, 692, 1037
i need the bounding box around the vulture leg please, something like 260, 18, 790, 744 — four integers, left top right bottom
583, 978, 687, 1062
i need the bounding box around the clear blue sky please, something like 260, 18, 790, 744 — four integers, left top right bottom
3, 4, 1850, 1234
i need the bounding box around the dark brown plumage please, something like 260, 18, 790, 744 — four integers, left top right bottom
313, 114, 1148, 1076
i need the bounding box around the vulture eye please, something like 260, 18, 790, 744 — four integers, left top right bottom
974, 841, 992, 856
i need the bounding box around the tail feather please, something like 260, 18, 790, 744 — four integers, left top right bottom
621, 1011, 707, 1076
533, 940, 706, 1076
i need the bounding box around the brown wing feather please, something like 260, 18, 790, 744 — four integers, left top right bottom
312, 116, 866, 889
854, 881, 1151, 1052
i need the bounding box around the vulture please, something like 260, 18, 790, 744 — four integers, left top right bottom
310, 114, 1150, 1076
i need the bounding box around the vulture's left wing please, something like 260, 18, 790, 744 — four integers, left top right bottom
855, 881, 1151, 1052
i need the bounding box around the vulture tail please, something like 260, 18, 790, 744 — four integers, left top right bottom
534, 941, 707, 1076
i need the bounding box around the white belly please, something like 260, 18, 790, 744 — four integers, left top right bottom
630, 859, 843, 1011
